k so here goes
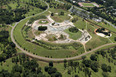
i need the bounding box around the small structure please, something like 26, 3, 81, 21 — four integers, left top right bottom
93, 18, 102, 22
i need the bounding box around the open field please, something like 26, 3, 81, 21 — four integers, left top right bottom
49, 8, 70, 22
82, 3, 95, 7
1, 47, 116, 77
3, 1, 44, 17
13, 15, 84, 58
78, 2, 99, 7
88, 19, 116, 33
64, 29, 82, 40
73, 16, 86, 29
85, 22, 111, 51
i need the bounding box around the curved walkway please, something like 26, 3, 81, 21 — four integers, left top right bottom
11, 1, 116, 62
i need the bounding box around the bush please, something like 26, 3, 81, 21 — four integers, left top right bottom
38, 26, 47, 31
69, 27, 79, 33
90, 54, 98, 61
114, 37, 116, 41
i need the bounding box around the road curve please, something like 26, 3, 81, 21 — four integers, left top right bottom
11, 1, 116, 62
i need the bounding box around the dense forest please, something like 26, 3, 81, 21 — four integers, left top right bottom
0, 26, 17, 62
0, 54, 62, 77
0, 0, 47, 24
45, 0, 71, 10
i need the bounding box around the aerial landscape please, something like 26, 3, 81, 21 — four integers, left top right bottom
0, 0, 116, 77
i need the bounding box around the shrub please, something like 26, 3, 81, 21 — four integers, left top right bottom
38, 26, 47, 31
69, 27, 79, 33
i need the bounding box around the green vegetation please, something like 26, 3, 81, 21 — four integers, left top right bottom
0, 54, 62, 77
0, 26, 17, 62
1, 46, 116, 77
69, 27, 79, 33
85, 23, 110, 51
22, 26, 34, 40
50, 8, 70, 22
82, 3, 95, 7
0, 0, 47, 24
38, 26, 48, 31
14, 18, 84, 58
51, 13, 70, 22
38, 20, 49, 24
28, 15, 47, 24
65, 29, 82, 40
46, 34, 57, 41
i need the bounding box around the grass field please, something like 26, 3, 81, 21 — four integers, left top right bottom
82, 3, 95, 7
5, 2, 43, 17
1, 46, 116, 77
73, 16, 86, 29
88, 19, 116, 33
85, 22, 111, 51
13, 14, 84, 58
49, 8, 70, 22
64, 29, 82, 40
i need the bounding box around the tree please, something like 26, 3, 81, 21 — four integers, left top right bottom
90, 54, 98, 61
91, 62, 99, 72
23, 60, 38, 71
82, 60, 91, 67
69, 27, 79, 33
12, 65, 22, 73
13, 72, 21, 77
59, 11, 64, 15
49, 61, 53, 67
44, 66, 49, 72
64, 59, 67, 68
51, 13, 54, 16
0, 70, 12, 77
114, 37, 116, 41
107, 66, 111, 72
38, 26, 47, 31
82, 56, 86, 60
68, 60, 73, 67
67, 69, 71, 74
101, 64, 108, 72
37, 67, 42, 74
75, 74, 79, 77
48, 68, 57, 74
84, 67, 91, 77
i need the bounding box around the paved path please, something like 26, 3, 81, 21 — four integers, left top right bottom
11, 1, 116, 62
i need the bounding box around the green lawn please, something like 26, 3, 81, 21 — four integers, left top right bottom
64, 29, 82, 40
73, 16, 86, 29
6, 2, 43, 17
38, 20, 49, 24
49, 8, 70, 22
82, 3, 95, 7
109, 33, 116, 43
13, 14, 84, 58
85, 23, 111, 51
0, 58, 15, 72
88, 19, 116, 33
